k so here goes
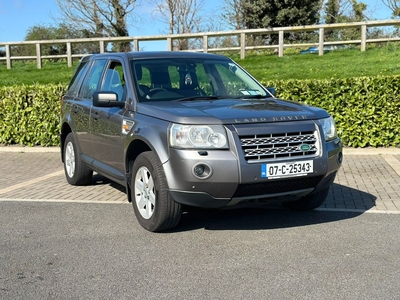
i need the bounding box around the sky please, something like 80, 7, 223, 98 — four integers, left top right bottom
0, 0, 394, 50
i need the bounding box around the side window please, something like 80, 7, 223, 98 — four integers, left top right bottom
101, 61, 125, 101
66, 60, 89, 97
79, 59, 107, 99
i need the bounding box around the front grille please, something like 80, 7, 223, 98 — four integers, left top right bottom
232, 176, 323, 198
240, 131, 319, 162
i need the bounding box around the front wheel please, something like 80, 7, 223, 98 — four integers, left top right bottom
131, 151, 182, 232
282, 186, 330, 211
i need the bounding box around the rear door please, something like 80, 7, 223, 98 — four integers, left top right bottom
64, 59, 92, 158
73, 59, 107, 160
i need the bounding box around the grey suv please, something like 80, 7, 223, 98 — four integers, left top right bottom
60, 51, 342, 232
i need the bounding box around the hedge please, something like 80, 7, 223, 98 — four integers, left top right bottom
0, 76, 399, 147
262, 76, 400, 147
0, 84, 65, 146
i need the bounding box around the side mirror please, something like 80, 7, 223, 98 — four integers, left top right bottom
93, 91, 125, 108
266, 87, 276, 97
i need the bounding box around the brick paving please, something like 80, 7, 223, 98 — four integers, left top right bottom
324, 155, 400, 211
0, 152, 127, 203
0, 150, 400, 212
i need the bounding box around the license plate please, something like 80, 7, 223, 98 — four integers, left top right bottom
261, 160, 313, 179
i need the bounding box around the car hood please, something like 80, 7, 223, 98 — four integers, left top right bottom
136, 98, 330, 125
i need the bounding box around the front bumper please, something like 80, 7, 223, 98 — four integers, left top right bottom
163, 137, 342, 209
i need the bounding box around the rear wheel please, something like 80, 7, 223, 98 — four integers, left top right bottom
131, 151, 182, 232
282, 186, 330, 211
64, 133, 93, 185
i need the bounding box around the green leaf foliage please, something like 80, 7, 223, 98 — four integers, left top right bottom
0, 84, 66, 146
262, 75, 400, 148
1, 77, 399, 148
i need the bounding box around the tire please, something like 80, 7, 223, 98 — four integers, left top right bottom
131, 151, 182, 232
282, 186, 330, 211
63, 133, 93, 185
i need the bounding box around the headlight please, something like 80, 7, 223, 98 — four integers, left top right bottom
319, 116, 338, 141
170, 124, 228, 149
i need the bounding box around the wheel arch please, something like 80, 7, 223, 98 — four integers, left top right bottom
125, 139, 152, 202
60, 123, 72, 162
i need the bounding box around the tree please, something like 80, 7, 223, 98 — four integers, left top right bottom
11, 24, 103, 58
240, 0, 323, 44
325, 0, 341, 24
55, 0, 138, 51
381, 0, 400, 17
323, 0, 368, 41
323, 0, 367, 23
148, 0, 206, 50
220, 0, 246, 30
242, 0, 322, 29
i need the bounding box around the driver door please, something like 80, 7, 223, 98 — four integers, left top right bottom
89, 59, 127, 182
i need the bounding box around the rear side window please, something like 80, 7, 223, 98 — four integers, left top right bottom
79, 59, 107, 99
66, 60, 89, 97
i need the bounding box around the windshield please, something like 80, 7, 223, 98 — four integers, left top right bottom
130, 57, 271, 102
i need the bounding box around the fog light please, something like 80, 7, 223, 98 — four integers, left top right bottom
194, 165, 205, 176
192, 163, 212, 179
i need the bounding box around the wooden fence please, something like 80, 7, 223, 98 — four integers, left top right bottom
1, 20, 400, 69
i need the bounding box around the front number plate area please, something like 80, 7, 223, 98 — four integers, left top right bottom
261, 160, 313, 179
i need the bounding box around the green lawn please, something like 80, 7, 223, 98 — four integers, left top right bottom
234, 45, 400, 80
1, 45, 400, 86
0, 60, 79, 86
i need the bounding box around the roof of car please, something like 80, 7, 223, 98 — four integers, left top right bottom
85, 51, 230, 61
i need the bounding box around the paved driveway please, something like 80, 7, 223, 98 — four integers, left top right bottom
0, 148, 399, 213
1, 148, 400, 299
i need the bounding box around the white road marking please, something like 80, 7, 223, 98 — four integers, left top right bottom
0, 170, 64, 195
316, 208, 400, 215
382, 154, 400, 177
0, 198, 129, 204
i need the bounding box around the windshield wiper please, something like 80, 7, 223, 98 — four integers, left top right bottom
234, 94, 269, 99
175, 95, 224, 102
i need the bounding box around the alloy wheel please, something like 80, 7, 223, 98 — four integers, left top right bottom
65, 141, 75, 178
134, 166, 155, 219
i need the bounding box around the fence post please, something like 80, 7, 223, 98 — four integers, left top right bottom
167, 37, 172, 51
36, 43, 42, 69
99, 40, 105, 53
278, 30, 284, 57
203, 35, 208, 53
361, 25, 367, 52
240, 32, 246, 59
133, 39, 139, 51
5, 44, 11, 69
67, 42, 72, 67
319, 28, 324, 56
